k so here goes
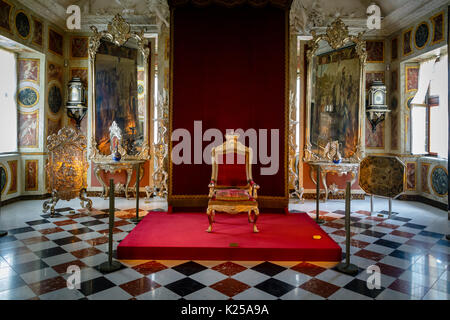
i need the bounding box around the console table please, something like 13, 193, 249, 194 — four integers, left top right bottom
92, 160, 145, 199
308, 161, 360, 202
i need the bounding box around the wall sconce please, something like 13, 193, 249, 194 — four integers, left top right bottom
66, 77, 87, 130
367, 80, 390, 132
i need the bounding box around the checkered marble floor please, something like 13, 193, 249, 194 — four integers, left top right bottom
0, 197, 448, 300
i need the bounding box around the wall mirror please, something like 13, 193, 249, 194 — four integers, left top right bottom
89, 14, 150, 161
304, 18, 367, 163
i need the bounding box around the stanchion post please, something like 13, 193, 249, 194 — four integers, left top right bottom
0, 194, 7, 237
336, 181, 358, 275
370, 194, 374, 215
315, 166, 324, 224
97, 179, 122, 273
131, 163, 142, 224
388, 197, 392, 218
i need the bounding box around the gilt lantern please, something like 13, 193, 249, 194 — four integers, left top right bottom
66, 77, 87, 130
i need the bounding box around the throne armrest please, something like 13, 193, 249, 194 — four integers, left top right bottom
208, 180, 216, 198
248, 180, 260, 199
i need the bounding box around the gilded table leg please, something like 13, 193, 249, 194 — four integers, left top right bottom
94, 166, 107, 199
321, 170, 328, 202
125, 168, 133, 199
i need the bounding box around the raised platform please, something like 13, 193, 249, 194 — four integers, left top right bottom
117, 212, 342, 261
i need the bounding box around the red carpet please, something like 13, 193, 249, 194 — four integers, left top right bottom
117, 212, 342, 261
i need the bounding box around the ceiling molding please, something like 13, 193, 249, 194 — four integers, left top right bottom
379, 0, 449, 37
16, 0, 67, 29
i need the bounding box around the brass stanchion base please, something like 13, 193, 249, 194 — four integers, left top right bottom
315, 218, 325, 225
131, 217, 143, 223
336, 262, 359, 275
96, 260, 123, 273
0, 230, 7, 237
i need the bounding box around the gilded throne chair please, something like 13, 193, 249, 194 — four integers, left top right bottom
207, 134, 260, 233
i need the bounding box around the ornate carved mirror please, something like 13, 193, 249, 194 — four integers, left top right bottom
304, 18, 367, 163
89, 14, 150, 161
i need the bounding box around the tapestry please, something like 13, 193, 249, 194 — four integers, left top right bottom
70, 36, 89, 59
311, 45, 360, 158
18, 111, 38, 148
170, 5, 287, 203
7, 160, 17, 194
420, 163, 430, 194
95, 40, 139, 154
32, 17, 42, 46
18, 58, 40, 83
365, 117, 384, 149
25, 160, 38, 191
431, 12, 444, 44
0, 0, 12, 33
366, 40, 384, 62
48, 28, 63, 56
431, 166, 448, 196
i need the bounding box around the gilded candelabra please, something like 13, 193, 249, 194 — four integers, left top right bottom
288, 91, 304, 203
148, 90, 169, 198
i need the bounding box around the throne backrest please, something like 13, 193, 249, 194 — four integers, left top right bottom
211, 134, 253, 187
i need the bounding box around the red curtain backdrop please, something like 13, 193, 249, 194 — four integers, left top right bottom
170, 4, 287, 203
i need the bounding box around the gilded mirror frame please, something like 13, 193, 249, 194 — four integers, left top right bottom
88, 14, 150, 161
304, 18, 367, 163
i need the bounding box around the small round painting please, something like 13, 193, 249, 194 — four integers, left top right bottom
48, 85, 62, 114
15, 11, 30, 39
18, 87, 39, 107
431, 166, 448, 196
415, 22, 429, 49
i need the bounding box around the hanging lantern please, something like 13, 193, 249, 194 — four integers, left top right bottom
66, 77, 87, 130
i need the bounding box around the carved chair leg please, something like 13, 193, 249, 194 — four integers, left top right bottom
253, 209, 259, 233
206, 208, 214, 233
248, 210, 254, 223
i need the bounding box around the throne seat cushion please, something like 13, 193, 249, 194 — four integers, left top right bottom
214, 189, 251, 201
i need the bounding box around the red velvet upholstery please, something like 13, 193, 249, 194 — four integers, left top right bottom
216, 153, 248, 186
214, 189, 251, 201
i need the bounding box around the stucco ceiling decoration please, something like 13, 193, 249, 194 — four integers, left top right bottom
290, 0, 449, 37
17, 0, 450, 36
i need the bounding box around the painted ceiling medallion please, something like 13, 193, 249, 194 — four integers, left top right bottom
15, 10, 30, 39
431, 166, 448, 196
18, 87, 39, 108
414, 22, 429, 49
